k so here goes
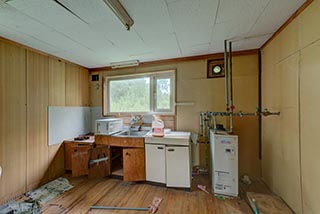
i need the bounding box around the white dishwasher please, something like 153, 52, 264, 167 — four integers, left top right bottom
145, 131, 192, 189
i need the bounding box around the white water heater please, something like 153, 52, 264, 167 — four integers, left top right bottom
210, 130, 238, 197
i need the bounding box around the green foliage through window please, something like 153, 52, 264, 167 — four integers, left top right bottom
105, 70, 175, 114
109, 78, 150, 112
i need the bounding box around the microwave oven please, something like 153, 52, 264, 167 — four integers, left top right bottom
95, 118, 123, 135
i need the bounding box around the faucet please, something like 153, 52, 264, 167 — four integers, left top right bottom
130, 115, 143, 131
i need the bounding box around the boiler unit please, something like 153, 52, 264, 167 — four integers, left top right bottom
210, 130, 238, 197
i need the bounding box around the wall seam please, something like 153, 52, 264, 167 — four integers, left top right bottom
25, 49, 28, 192
298, 50, 304, 214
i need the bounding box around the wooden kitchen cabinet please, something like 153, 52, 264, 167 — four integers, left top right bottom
123, 148, 146, 181
64, 142, 91, 172
95, 135, 146, 182
64, 140, 110, 177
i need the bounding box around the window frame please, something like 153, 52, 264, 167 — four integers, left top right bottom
103, 70, 176, 116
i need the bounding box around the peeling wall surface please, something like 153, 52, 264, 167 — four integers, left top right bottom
261, 0, 320, 213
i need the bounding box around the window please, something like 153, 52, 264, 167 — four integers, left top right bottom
104, 70, 175, 115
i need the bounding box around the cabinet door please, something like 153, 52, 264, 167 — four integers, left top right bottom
145, 144, 166, 184
166, 146, 191, 188
123, 148, 146, 181
71, 145, 91, 177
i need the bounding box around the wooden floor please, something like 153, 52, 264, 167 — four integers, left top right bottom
41, 175, 256, 214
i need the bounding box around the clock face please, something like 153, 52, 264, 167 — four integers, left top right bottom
213, 65, 222, 74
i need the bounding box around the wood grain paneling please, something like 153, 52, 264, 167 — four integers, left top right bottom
0, 38, 90, 203
26, 50, 49, 190
96, 135, 144, 148
41, 175, 253, 214
0, 41, 27, 204
49, 58, 65, 106
65, 63, 81, 106
300, 40, 320, 214
260, 2, 320, 212
79, 67, 89, 106
123, 148, 146, 181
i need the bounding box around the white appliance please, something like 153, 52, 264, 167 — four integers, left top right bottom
145, 132, 192, 189
95, 118, 123, 135
210, 130, 238, 197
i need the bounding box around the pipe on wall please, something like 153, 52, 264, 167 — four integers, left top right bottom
229, 41, 234, 133
224, 40, 229, 112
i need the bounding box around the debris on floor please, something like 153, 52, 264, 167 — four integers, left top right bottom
197, 184, 210, 194
240, 174, 252, 185
247, 192, 294, 214
0, 177, 73, 214
91, 196, 163, 214
148, 197, 162, 214
192, 166, 209, 176
26, 177, 73, 204
0, 200, 40, 214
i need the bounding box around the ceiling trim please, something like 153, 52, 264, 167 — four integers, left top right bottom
89, 49, 259, 72
261, 0, 314, 50
0, 35, 88, 69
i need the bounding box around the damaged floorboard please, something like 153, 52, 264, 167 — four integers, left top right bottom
41, 175, 252, 214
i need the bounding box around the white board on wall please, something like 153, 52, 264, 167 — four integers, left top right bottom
48, 106, 91, 145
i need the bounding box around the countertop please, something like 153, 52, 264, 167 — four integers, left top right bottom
64, 136, 95, 144
144, 131, 191, 146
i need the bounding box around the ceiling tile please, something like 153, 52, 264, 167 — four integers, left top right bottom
0, 0, 308, 67
249, 0, 305, 35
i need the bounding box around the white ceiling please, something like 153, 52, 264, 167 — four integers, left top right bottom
0, 0, 306, 68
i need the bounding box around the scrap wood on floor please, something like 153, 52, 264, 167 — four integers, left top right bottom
91, 196, 163, 214
246, 192, 294, 214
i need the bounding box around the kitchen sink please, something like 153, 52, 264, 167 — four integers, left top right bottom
114, 130, 150, 138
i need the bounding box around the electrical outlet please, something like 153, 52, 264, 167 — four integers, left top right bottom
0, 166, 2, 177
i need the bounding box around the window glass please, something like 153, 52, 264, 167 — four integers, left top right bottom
104, 70, 175, 114
156, 78, 171, 110
109, 77, 150, 112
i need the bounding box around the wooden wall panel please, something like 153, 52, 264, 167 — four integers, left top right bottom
261, 51, 302, 213
49, 58, 65, 106
300, 40, 320, 214
0, 41, 27, 204
66, 63, 81, 106
79, 67, 89, 106
47, 58, 66, 183
26, 50, 49, 190
0, 37, 90, 202
261, 1, 320, 213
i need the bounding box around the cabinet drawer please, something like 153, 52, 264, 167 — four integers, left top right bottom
96, 136, 144, 148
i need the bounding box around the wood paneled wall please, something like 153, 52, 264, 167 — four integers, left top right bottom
261, 0, 320, 213
0, 41, 27, 202
90, 53, 260, 178
0, 38, 89, 204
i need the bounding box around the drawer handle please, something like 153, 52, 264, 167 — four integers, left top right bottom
125, 152, 130, 156
168, 149, 175, 152
157, 147, 164, 150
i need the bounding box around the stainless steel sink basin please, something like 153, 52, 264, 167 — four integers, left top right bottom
114, 130, 149, 138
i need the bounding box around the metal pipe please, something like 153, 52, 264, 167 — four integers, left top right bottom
200, 112, 204, 136
224, 40, 229, 112
91, 206, 149, 211
213, 114, 217, 133
229, 41, 233, 133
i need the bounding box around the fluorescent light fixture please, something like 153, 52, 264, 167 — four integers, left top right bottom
110, 60, 139, 69
103, 0, 134, 30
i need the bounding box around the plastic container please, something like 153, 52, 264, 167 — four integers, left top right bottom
152, 116, 164, 137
